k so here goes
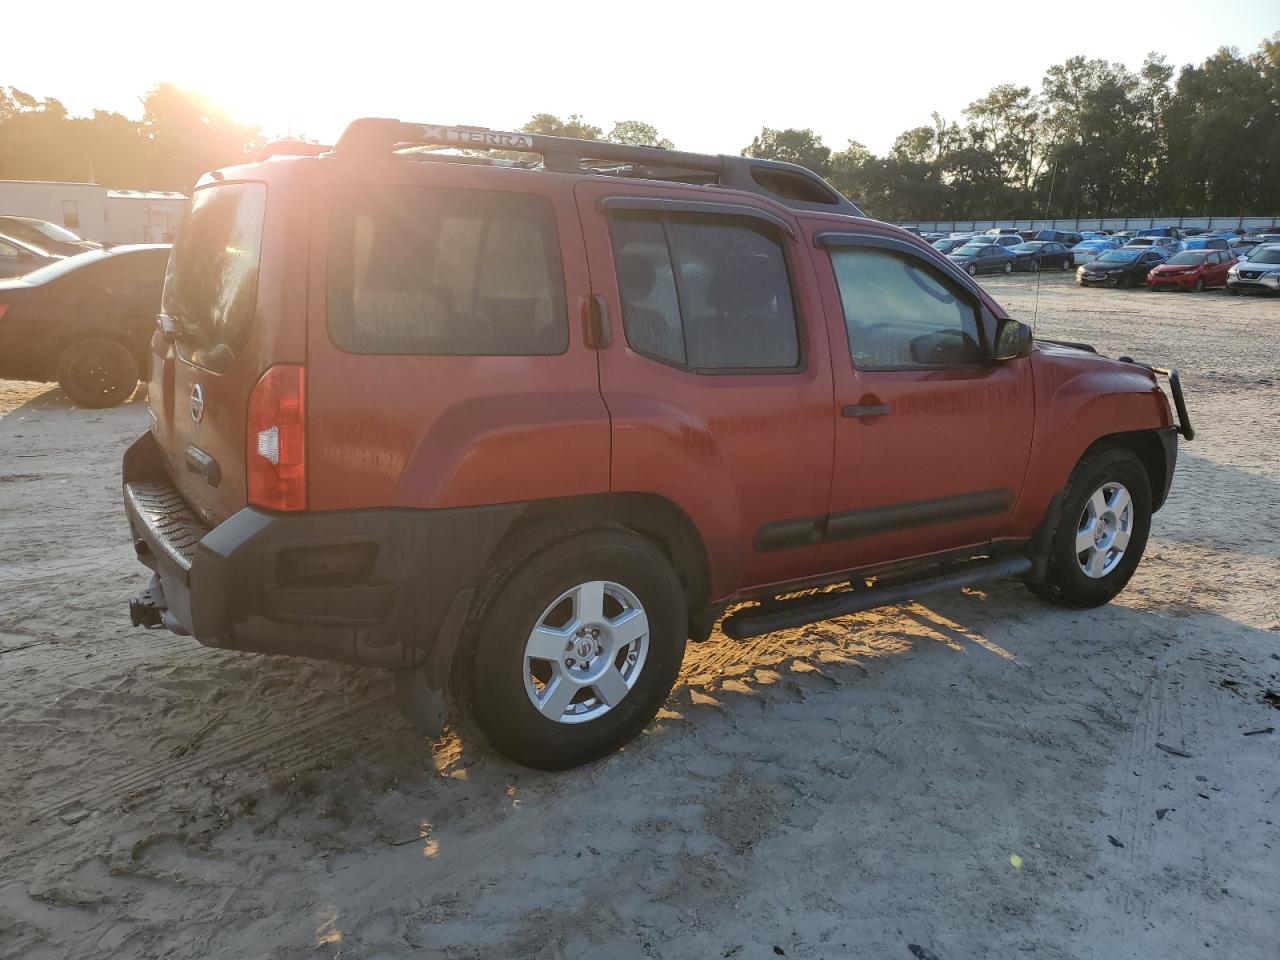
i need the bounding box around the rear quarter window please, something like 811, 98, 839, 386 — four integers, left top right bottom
326, 185, 567, 356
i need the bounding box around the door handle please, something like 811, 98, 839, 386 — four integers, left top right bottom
842, 403, 891, 419
582, 294, 611, 349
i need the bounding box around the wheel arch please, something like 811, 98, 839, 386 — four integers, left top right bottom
1083, 429, 1173, 511
511, 492, 713, 638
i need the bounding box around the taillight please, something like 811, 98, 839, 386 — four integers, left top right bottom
0, 305, 9, 321
247, 364, 306, 511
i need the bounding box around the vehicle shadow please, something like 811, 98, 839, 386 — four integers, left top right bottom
0, 379, 147, 422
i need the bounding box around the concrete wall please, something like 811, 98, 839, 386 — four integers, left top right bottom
899, 215, 1280, 233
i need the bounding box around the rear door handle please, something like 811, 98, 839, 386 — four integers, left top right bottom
842, 403, 891, 419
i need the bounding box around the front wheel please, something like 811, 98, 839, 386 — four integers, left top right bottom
1060, 257, 1072, 271
967, 263, 978, 277
56, 338, 139, 408
463, 526, 688, 770
1193, 278, 1205, 292
1027, 447, 1152, 608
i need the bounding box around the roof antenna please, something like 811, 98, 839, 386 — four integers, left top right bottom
1033, 160, 1058, 334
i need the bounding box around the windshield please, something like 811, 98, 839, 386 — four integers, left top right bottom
1165, 252, 1210, 265
1248, 248, 1280, 264
29, 221, 86, 243
1099, 250, 1141, 263
12, 247, 109, 283
1126, 238, 1152, 246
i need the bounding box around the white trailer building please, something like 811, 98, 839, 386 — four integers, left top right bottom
0, 180, 187, 244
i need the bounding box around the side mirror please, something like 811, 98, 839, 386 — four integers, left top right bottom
993, 319, 1033, 361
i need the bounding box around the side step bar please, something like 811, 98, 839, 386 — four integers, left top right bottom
721, 554, 1034, 640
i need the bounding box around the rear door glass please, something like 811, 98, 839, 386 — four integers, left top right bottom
326, 185, 567, 356
164, 182, 267, 372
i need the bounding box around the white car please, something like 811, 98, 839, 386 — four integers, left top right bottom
1124, 236, 1182, 255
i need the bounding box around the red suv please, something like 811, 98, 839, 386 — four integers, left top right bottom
123, 119, 1192, 770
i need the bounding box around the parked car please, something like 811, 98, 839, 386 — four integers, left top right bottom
1136, 227, 1181, 240
1034, 229, 1084, 246
1145, 250, 1237, 292
1078, 248, 1169, 288
1226, 244, 1280, 294
0, 232, 61, 278
931, 237, 972, 255
1071, 239, 1120, 265
120, 118, 1191, 771
1124, 236, 1181, 255
1181, 236, 1230, 252
0, 245, 169, 406
1017, 230, 1039, 241
0, 215, 102, 256
948, 241, 1016, 275
1010, 241, 1076, 272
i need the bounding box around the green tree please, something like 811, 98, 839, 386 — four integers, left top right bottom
519, 113, 602, 140
742, 127, 831, 175
605, 120, 673, 149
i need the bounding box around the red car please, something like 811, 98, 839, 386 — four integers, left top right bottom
1146, 250, 1237, 291
122, 119, 1192, 770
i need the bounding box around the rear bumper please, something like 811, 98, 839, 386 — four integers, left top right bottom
122, 431, 525, 669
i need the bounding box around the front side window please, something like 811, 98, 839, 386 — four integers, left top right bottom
609, 214, 799, 371
164, 181, 267, 372
830, 246, 982, 370
327, 185, 566, 356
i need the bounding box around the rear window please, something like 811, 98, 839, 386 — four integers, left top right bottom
326, 185, 567, 356
163, 182, 267, 372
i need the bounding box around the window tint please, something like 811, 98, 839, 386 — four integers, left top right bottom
164, 182, 267, 372
610, 215, 799, 371
327, 185, 566, 356
830, 247, 983, 369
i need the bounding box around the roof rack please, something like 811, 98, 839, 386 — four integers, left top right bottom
329, 118, 865, 217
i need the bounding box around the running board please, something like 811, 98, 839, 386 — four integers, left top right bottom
721, 554, 1034, 640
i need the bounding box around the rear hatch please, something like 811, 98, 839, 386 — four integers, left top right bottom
147, 164, 310, 526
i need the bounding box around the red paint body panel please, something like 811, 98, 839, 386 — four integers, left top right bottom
801, 218, 1036, 573
573, 179, 835, 598
151, 160, 313, 527
303, 159, 611, 511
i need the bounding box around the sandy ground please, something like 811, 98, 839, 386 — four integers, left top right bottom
1, 274, 1277, 960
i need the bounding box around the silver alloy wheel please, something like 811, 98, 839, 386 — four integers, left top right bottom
522, 580, 649, 724
1003, 261, 1013, 274
1075, 482, 1133, 578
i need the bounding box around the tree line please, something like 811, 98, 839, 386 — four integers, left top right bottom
2, 33, 1275, 220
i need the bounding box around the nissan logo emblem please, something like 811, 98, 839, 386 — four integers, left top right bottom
190, 383, 205, 424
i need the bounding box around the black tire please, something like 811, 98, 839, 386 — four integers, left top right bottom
56, 338, 139, 408
1227, 286, 1239, 296
1060, 257, 1072, 271
1118, 273, 1134, 290
1027, 446, 1152, 608
1003, 261, 1013, 274
462, 525, 687, 770
1194, 278, 1205, 292
967, 263, 978, 277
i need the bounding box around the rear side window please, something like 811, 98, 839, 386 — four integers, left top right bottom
327, 185, 567, 356
164, 182, 267, 372
609, 214, 799, 372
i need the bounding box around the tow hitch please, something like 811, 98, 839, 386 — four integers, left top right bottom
129, 574, 189, 634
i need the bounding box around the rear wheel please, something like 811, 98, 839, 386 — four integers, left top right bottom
1003, 261, 1013, 274
463, 526, 687, 770
1193, 278, 1205, 292
1027, 447, 1152, 608
56, 338, 139, 408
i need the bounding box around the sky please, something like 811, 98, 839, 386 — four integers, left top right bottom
7, 0, 1278, 156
